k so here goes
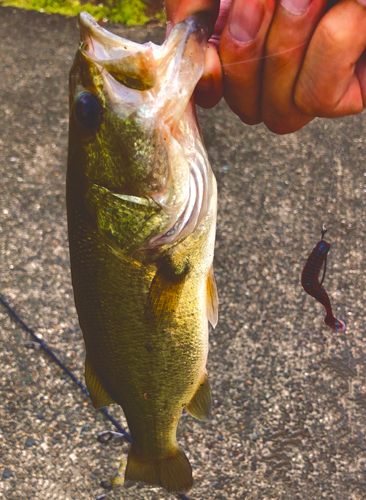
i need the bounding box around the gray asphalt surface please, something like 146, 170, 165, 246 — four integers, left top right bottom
1, 6, 366, 500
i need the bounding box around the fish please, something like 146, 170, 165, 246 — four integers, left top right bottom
67, 11, 218, 493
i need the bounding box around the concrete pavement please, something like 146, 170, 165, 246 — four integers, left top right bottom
1, 6, 366, 500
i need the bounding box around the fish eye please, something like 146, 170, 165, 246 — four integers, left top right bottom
74, 91, 103, 130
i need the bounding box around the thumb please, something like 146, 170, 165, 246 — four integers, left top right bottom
165, 0, 220, 37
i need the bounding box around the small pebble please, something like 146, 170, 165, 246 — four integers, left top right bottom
2, 470, 13, 479
100, 480, 112, 490
25, 437, 36, 447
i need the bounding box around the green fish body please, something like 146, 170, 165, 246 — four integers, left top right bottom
67, 12, 218, 493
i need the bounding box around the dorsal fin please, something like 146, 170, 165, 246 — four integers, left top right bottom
206, 264, 218, 328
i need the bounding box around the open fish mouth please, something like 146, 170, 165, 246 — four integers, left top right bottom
74, 12, 215, 250
78, 11, 209, 93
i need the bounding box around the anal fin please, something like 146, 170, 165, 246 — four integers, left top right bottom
85, 354, 115, 409
206, 264, 218, 328
185, 372, 212, 420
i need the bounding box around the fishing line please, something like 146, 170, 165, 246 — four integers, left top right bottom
219, 41, 308, 68
322, 160, 336, 225
320, 224, 327, 286
317, 157, 339, 288
0, 294, 191, 500
317, 166, 336, 286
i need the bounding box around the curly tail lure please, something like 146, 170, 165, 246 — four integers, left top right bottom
301, 227, 346, 332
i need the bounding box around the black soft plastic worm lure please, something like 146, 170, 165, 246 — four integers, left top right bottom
301, 228, 346, 332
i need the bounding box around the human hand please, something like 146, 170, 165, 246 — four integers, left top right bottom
166, 0, 366, 134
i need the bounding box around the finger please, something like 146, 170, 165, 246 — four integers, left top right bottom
209, 0, 232, 48
219, 0, 276, 125
356, 50, 366, 105
261, 0, 328, 134
295, 0, 366, 117
165, 0, 220, 36
195, 42, 223, 108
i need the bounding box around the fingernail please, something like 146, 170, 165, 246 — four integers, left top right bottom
281, 0, 311, 15
229, 0, 264, 43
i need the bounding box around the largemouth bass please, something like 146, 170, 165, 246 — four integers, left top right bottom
67, 12, 218, 493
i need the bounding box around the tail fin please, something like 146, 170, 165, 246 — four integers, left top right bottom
125, 446, 193, 493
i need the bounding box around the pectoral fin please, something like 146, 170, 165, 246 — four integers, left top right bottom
185, 372, 212, 420
85, 354, 115, 409
144, 259, 188, 327
206, 264, 218, 328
